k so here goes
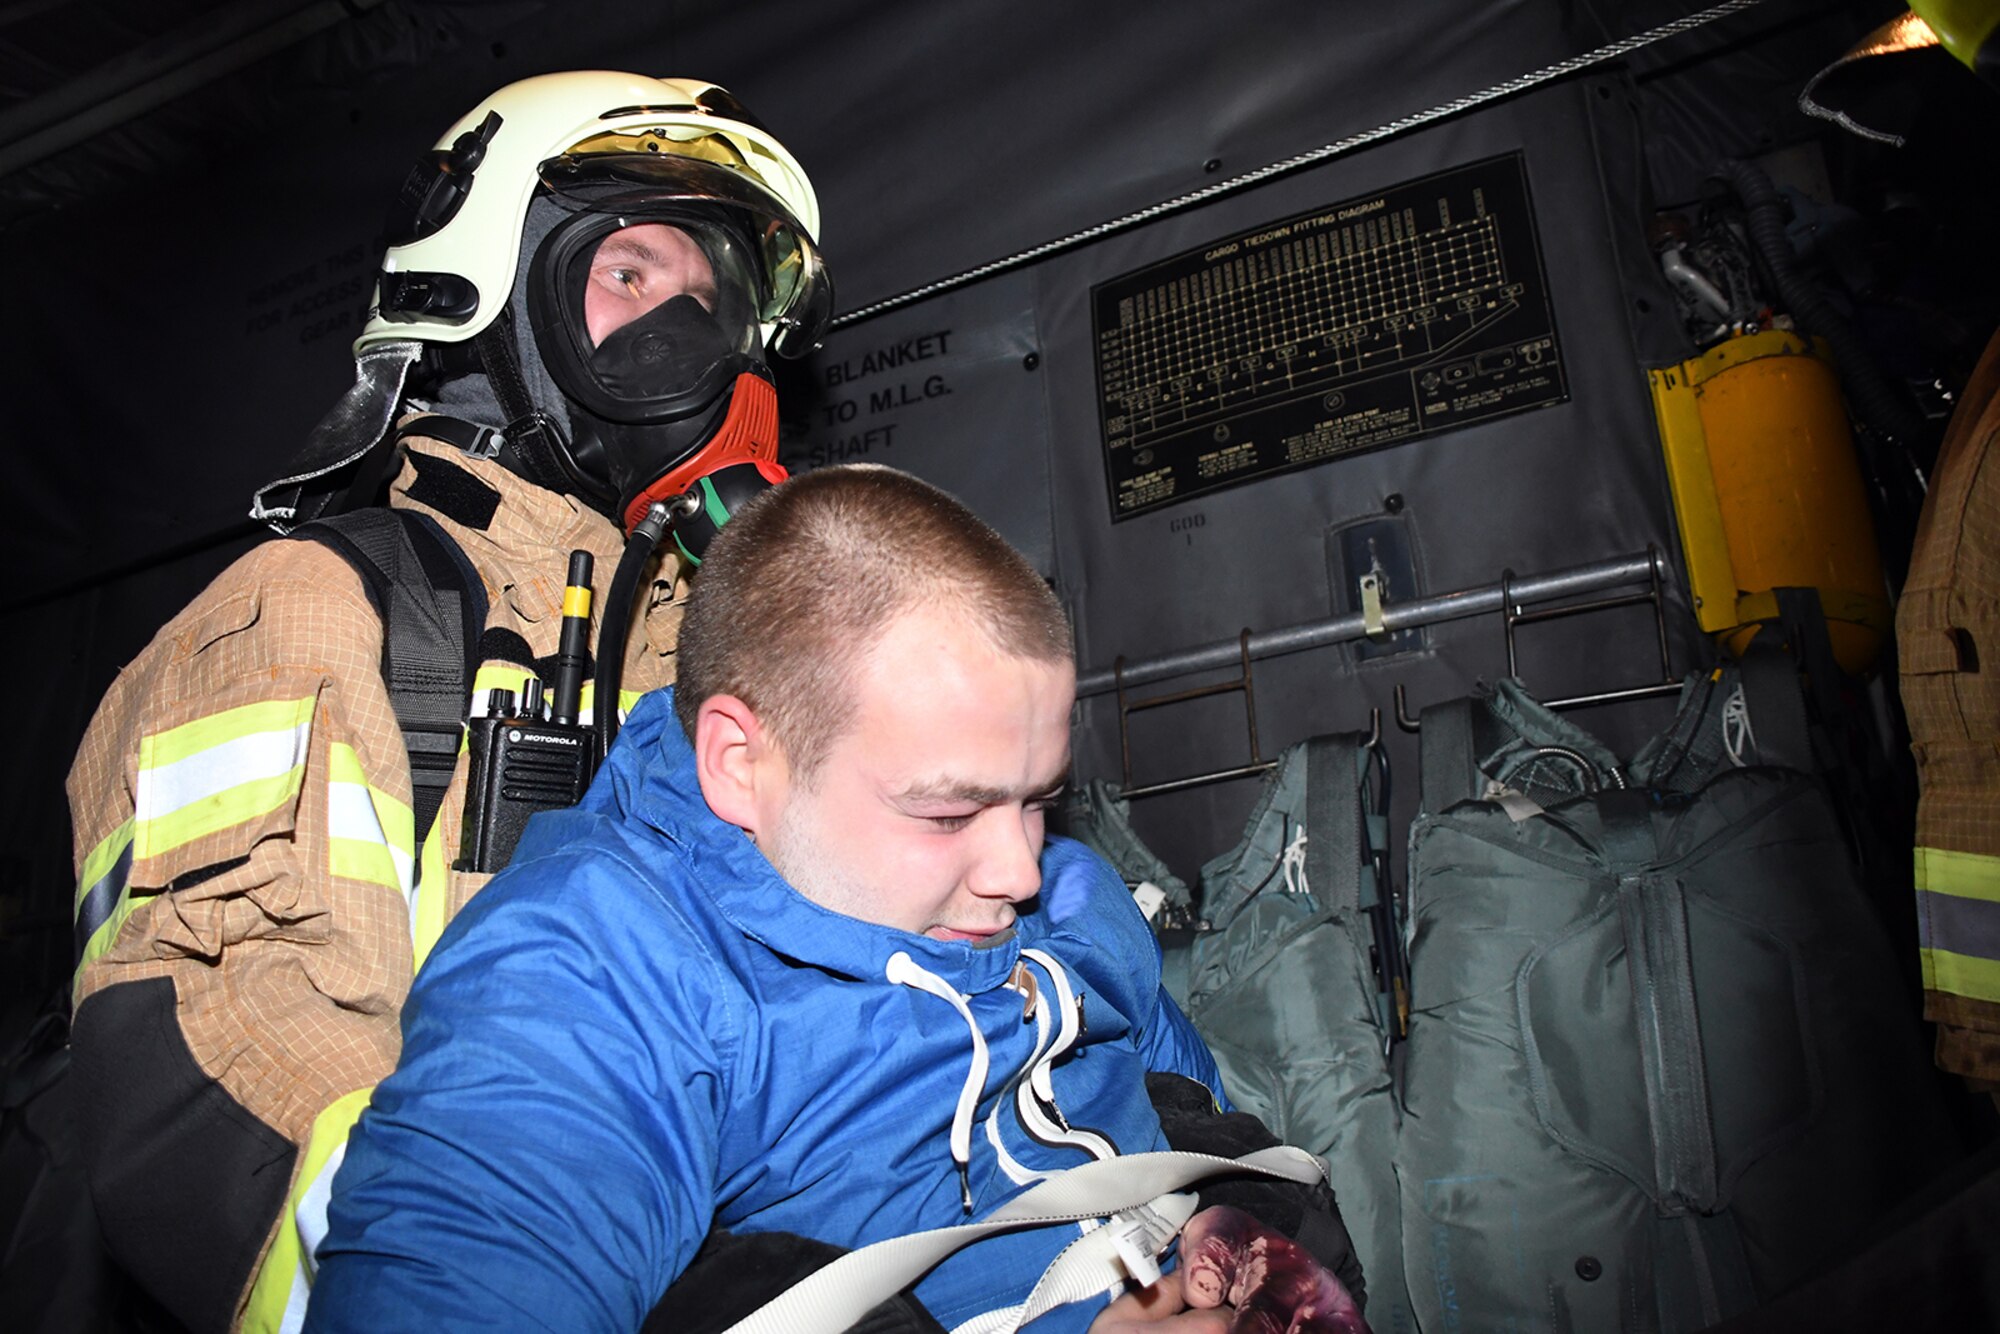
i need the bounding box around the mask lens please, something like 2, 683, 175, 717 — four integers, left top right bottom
532, 210, 766, 427
577, 220, 760, 357
536, 151, 831, 353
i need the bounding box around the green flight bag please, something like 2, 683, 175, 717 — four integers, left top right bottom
1067, 736, 1417, 1333
1396, 668, 1956, 1332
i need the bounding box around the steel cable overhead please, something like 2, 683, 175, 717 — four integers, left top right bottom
830, 0, 1768, 330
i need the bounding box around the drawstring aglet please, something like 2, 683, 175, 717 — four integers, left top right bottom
1005, 959, 1039, 1022
959, 1164, 973, 1215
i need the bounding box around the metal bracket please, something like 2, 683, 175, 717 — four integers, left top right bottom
1359, 571, 1390, 643
1116, 631, 1274, 800
1506, 543, 1680, 710
1395, 545, 1681, 731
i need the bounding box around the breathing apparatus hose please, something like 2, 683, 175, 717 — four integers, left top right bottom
594, 501, 680, 760
1715, 158, 1930, 452
591, 465, 775, 759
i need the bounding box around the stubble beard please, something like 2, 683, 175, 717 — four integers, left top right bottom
761, 791, 888, 928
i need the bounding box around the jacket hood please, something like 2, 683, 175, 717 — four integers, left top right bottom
580, 689, 1029, 994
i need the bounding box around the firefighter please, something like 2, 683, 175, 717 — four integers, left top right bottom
1799, 0, 2000, 1099
62, 70, 831, 1333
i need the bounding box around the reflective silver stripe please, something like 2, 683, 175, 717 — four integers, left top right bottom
296, 1139, 347, 1278
135, 717, 313, 824
1919, 887, 2000, 961
72, 837, 134, 960
276, 1266, 309, 1334
327, 778, 415, 899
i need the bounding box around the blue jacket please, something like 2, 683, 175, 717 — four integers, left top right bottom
307, 690, 1226, 1333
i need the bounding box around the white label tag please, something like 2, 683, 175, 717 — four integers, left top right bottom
1132, 880, 1167, 922
1108, 1214, 1164, 1287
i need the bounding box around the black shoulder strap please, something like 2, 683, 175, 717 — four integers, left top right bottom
1304, 736, 1365, 916
292, 510, 487, 856
1737, 630, 1815, 773
1418, 697, 1483, 815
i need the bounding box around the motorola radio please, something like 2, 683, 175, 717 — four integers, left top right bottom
456, 550, 601, 873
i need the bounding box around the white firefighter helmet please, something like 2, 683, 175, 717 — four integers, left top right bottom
359, 70, 830, 360
253, 71, 828, 531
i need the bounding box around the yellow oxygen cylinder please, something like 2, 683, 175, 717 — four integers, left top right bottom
1649, 329, 1890, 674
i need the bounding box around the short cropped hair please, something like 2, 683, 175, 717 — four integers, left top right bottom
673, 464, 1073, 779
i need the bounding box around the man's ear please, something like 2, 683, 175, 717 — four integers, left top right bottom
693, 694, 782, 837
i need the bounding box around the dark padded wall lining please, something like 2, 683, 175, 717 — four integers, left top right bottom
780, 66, 1707, 876
9, 0, 1837, 986
1048, 80, 1705, 878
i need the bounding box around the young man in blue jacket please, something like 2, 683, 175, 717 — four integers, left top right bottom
305, 464, 1366, 1334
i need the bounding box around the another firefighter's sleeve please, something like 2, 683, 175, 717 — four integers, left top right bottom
305, 847, 726, 1334
1900, 329, 2000, 1096
67, 539, 424, 1334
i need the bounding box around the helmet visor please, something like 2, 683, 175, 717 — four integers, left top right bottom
538, 151, 832, 356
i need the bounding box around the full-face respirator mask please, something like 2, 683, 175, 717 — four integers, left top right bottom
524, 163, 796, 537
253, 72, 830, 550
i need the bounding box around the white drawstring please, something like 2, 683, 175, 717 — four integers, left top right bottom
1018, 949, 1117, 1162
1722, 683, 1756, 767
888, 946, 1118, 1216
887, 951, 990, 1213
1021, 948, 1074, 1111
1280, 825, 1311, 899
985, 994, 1055, 1187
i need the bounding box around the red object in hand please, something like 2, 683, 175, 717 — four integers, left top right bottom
1177, 1205, 1370, 1334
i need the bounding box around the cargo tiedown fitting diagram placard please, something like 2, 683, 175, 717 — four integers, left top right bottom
1092, 152, 1567, 520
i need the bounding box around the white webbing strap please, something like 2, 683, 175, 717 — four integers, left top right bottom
951, 1191, 1199, 1334
719, 1145, 1326, 1334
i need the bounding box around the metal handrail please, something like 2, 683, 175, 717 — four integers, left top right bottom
1075, 547, 1669, 698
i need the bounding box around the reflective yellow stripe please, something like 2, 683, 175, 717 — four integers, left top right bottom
134, 767, 305, 861
1916, 846, 2000, 903
139, 696, 316, 770
134, 696, 316, 861
469, 664, 536, 717
413, 834, 449, 974
73, 818, 139, 997
470, 663, 652, 726
328, 838, 403, 893
1922, 947, 2000, 1006
74, 888, 146, 994
241, 1087, 374, 1334
325, 743, 366, 789
470, 656, 652, 724
74, 819, 135, 918
327, 743, 414, 897
583, 683, 649, 725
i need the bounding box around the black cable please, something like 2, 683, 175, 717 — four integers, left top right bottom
1717, 157, 1929, 447
594, 503, 674, 760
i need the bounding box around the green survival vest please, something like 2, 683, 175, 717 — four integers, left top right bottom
1066, 736, 1417, 1333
